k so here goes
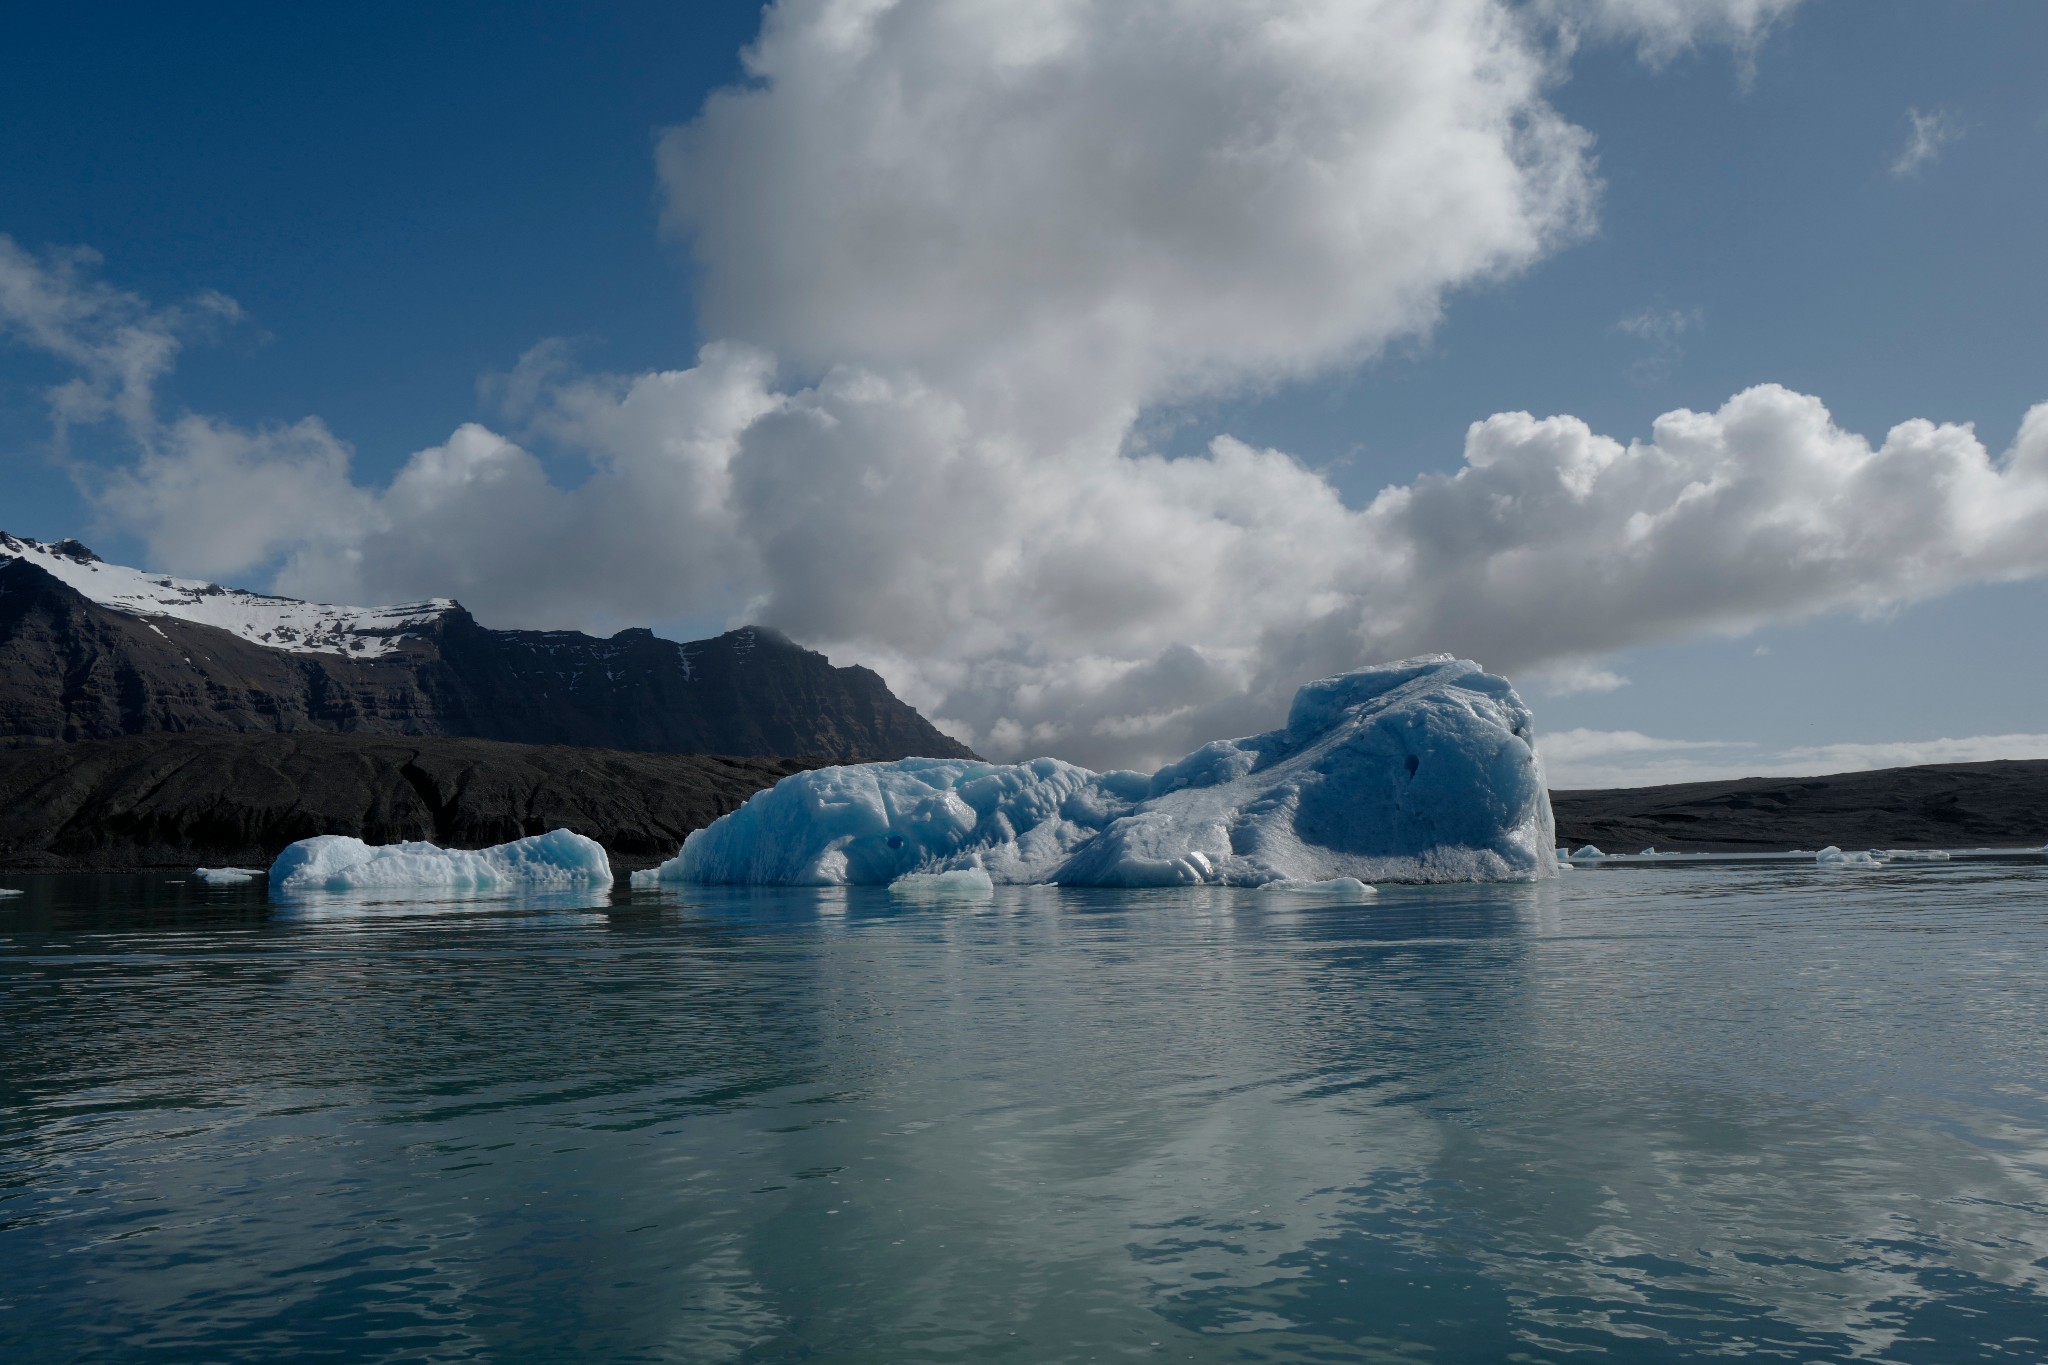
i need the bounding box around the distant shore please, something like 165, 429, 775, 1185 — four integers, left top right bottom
1552, 760, 2048, 855
0, 733, 825, 874
3, 737, 2043, 873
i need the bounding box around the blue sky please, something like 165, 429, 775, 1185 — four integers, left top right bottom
2, 1, 2045, 783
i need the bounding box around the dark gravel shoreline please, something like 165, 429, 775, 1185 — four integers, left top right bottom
1552, 760, 2048, 854
0, 734, 826, 873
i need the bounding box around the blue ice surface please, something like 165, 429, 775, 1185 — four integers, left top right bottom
270, 829, 613, 895
640, 655, 1556, 888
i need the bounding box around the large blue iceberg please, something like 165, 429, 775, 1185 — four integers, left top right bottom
638, 656, 1556, 887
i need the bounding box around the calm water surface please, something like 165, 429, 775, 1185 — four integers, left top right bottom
3, 861, 2047, 1362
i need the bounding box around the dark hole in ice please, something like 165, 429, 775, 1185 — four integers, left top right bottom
1404, 754, 1420, 777
886, 834, 905, 850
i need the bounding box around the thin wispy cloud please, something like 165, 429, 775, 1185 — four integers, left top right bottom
1892, 106, 1963, 178
1526, 661, 1633, 698
1543, 728, 2048, 789
1616, 305, 1702, 383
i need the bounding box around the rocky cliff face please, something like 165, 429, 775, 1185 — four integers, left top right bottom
0, 538, 974, 762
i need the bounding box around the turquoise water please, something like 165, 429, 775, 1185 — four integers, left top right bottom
4, 861, 2047, 1362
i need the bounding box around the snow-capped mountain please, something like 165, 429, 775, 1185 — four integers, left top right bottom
0, 533, 452, 658
0, 533, 974, 761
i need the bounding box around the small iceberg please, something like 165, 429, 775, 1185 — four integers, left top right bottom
0, 888, 21, 898
1571, 845, 1604, 859
1878, 849, 1951, 862
270, 829, 613, 896
889, 868, 997, 898
194, 866, 263, 885
642, 656, 1555, 888
1815, 846, 1884, 869
1254, 877, 1376, 896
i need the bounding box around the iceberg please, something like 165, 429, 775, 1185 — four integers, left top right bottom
1815, 846, 1884, 869
194, 866, 263, 885
1254, 877, 1376, 896
643, 655, 1554, 888
1571, 845, 1604, 859
269, 829, 613, 895
0, 887, 21, 898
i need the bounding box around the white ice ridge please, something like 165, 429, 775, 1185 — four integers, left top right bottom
269, 829, 613, 895
1815, 846, 1884, 868
193, 866, 263, 885
0, 532, 452, 658
640, 655, 1555, 888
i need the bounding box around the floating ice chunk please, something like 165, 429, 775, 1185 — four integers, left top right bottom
1640, 847, 1657, 856
1815, 846, 1884, 868
646, 655, 1554, 887
1878, 849, 1951, 862
1254, 877, 1376, 896
270, 829, 613, 895
0, 888, 21, 898
194, 866, 262, 885
889, 868, 997, 898
1571, 845, 1604, 859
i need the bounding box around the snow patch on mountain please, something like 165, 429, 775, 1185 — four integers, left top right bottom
0, 532, 452, 658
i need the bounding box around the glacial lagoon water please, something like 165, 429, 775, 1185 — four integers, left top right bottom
4, 860, 2047, 1362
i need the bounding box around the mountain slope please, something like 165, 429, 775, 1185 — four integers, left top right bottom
0, 733, 822, 871
0, 534, 973, 761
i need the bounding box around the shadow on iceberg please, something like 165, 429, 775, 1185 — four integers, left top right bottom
636, 656, 1556, 888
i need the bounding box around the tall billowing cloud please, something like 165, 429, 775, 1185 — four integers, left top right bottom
660, 0, 1594, 430
7, 0, 2043, 772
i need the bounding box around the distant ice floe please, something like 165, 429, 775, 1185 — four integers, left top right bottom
1571, 845, 1604, 859
1254, 877, 1376, 896
269, 829, 612, 895
1815, 846, 1885, 869
0, 888, 21, 898
888, 869, 997, 898
193, 867, 263, 885
641, 655, 1553, 888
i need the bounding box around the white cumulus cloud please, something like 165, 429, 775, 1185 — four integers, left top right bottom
660, 0, 1597, 434
7, 0, 2045, 775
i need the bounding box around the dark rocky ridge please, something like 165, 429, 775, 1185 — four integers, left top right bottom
1553, 761, 2048, 853
0, 553, 973, 761
0, 733, 828, 872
